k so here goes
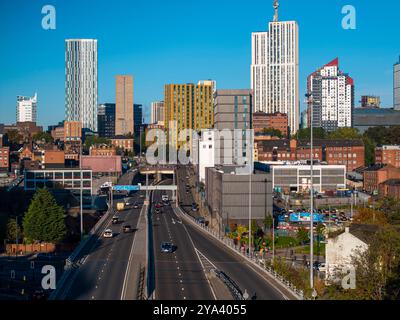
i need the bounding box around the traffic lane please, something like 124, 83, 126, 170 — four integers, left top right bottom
153, 190, 213, 300
153, 191, 184, 300
89, 203, 142, 300
166, 205, 214, 300
65, 194, 141, 300
183, 220, 285, 300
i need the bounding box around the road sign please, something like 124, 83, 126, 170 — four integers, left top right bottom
113, 185, 140, 192
144, 200, 149, 205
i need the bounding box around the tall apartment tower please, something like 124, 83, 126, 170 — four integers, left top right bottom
164, 81, 214, 150
65, 39, 98, 132
115, 75, 134, 135
151, 101, 165, 124
17, 93, 37, 123
307, 58, 354, 132
394, 56, 400, 111
251, 0, 299, 134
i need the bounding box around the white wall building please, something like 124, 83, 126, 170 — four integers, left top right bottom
272, 164, 346, 193
198, 130, 216, 183
16, 94, 37, 123
394, 56, 400, 111
151, 101, 164, 124
325, 225, 373, 281
65, 39, 98, 132
251, 3, 299, 134
307, 58, 354, 132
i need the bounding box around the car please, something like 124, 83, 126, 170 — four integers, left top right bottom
160, 242, 175, 253
133, 203, 139, 209
196, 217, 205, 224
103, 229, 113, 238
112, 216, 119, 224
122, 225, 132, 233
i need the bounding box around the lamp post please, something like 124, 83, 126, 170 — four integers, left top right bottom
79, 139, 83, 240
305, 92, 314, 291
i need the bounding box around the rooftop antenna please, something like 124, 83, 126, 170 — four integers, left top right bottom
273, 0, 279, 22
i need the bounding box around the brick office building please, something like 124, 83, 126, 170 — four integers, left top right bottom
0, 146, 10, 172
378, 179, 400, 199
363, 164, 400, 195
252, 112, 288, 137
256, 139, 364, 172
375, 145, 400, 168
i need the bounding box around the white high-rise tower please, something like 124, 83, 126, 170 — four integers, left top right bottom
251, 0, 299, 134
16, 93, 37, 123
65, 39, 98, 132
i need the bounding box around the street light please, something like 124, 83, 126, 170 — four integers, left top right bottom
305, 92, 314, 290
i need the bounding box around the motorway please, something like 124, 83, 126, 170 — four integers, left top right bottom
174, 166, 289, 300
63, 172, 145, 300
151, 181, 215, 300
151, 175, 288, 300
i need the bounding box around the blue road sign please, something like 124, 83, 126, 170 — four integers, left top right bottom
113, 185, 141, 192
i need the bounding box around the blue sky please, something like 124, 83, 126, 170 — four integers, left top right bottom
0, 0, 399, 128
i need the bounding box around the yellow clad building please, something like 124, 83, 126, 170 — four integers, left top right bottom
164, 81, 214, 151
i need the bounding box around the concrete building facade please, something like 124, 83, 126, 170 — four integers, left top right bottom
205, 166, 273, 226
115, 75, 134, 136
251, 14, 299, 134
16, 94, 37, 123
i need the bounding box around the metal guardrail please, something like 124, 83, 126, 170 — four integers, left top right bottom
212, 269, 244, 300
176, 206, 304, 300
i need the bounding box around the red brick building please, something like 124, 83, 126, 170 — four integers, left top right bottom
324, 140, 365, 172
252, 112, 288, 137
375, 145, 400, 168
89, 144, 116, 156
363, 164, 400, 195
111, 136, 134, 153
0, 146, 10, 172
256, 139, 364, 172
378, 179, 400, 199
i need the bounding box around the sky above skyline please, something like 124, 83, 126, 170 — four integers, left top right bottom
0, 0, 399, 128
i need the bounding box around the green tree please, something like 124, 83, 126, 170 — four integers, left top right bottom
327, 127, 361, 139
6, 129, 22, 144
23, 189, 66, 244
83, 136, 111, 151
294, 127, 326, 140
6, 218, 22, 243
297, 227, 309, 245
262, 127, 283, 138
33, 131, 54, 144
362, 135, 376, 166
376, 197, 400, 225
263, 214, 273, 232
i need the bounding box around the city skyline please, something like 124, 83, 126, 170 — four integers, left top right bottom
0, 0, 399, 128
